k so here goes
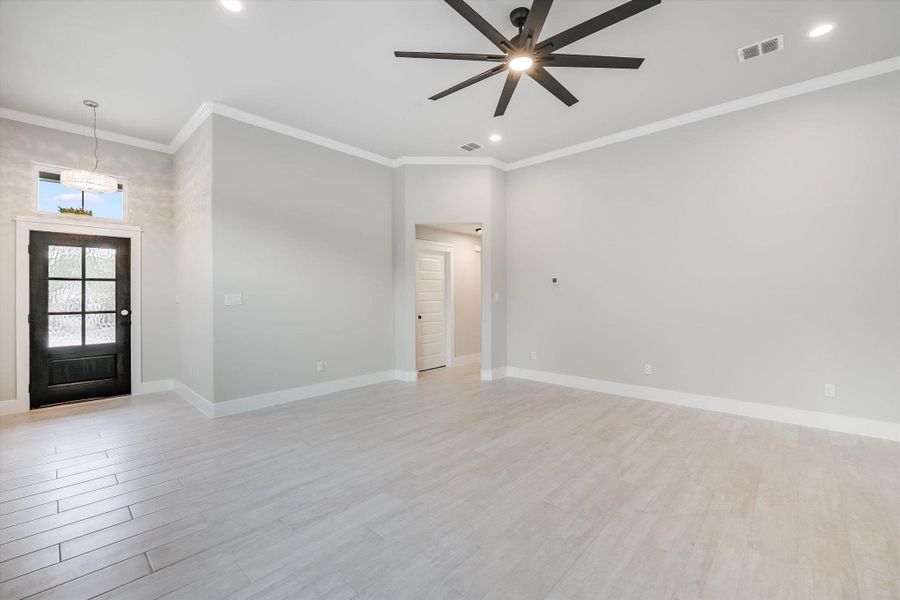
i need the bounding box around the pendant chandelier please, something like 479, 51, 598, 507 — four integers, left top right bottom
60, 100, 118, 194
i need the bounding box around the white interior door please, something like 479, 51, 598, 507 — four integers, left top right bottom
416, 250, 447, 371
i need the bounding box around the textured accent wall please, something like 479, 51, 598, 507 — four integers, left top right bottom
173, 119, 214, 400
0, 118, 175, 402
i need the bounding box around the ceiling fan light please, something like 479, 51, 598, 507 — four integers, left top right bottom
218, 0, 244, 12
60, 169, 118, 194
509, 55, 534, 72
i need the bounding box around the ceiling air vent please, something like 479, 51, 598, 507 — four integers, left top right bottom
737, 34, 784, 62
459, 142, 482, 152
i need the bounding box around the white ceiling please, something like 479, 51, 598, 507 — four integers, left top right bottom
1, 1, 898, 162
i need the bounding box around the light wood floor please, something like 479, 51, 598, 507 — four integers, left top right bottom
1, 365, 898, 599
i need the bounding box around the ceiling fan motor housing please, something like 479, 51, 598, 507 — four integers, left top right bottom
510, 6, 530, 29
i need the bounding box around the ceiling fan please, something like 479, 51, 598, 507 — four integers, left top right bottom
395, 0, 661, 116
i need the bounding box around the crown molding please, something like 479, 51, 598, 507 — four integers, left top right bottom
0, 107, 171, 154
394, 156, 507, 170
168, 101, 213, 153
3, 55, 898, 170
505, 55, 900, 170
191, 102, 397, 167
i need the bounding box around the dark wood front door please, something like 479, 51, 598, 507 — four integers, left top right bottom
29, 232, 131, 408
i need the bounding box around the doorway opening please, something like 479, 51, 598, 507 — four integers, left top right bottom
415, 223, 482, 377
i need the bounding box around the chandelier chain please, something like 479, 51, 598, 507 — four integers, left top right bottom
91, 104, 99, 172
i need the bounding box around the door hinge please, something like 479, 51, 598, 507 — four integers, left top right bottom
28, 383, 31, 392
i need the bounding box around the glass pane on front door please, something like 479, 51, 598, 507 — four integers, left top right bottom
86, 247, 116, 278
48, 280, 81, 313
85, 281, 116, 311
85, 313, 116, 345
48, 245, 81, 277
48, 314, 82, 347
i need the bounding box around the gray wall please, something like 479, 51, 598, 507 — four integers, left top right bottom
506, 72, 900, 423
0, 118, 175, 401
211, 115, 394, 402
416, 225, 482, 359
173, 119, 214, 400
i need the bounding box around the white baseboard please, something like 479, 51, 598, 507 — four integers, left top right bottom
452, 353, 481, 367
133, 379, 174, 395
394, 370, 418, 382
505, 367, 900, 442
480, 367, 508, 381
214, 370, 396, 417
0, 398, 23, 416
173, 380, 215, 418
1, 378, 176, 416
176, 370, 397, 418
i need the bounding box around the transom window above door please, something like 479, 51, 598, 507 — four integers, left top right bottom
38, 171, 125, 220
47, 245, 117, 347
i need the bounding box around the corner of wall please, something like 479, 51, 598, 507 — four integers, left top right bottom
173, 117, 215, 402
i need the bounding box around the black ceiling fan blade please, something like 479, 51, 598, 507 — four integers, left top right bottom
429, 64, 507, 101
535, 0, 660, 55
542, 54, 645, 69
520, 0, 554, 48
444, 0, 513, 53
494, 71, 522, 117
528, 66, 578, 106
395, 51, 507, 62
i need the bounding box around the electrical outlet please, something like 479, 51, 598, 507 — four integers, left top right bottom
188, 366, 193, 377
494, 292, 500, 302
531, 351, 537, 360
224, 293, 243, 306
316, 360, 324, 373
644, 364, 653, 375
551, 277, 559, 286
824, 384, 836, 398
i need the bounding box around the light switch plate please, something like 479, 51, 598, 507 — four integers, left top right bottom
224, 293, 243, 306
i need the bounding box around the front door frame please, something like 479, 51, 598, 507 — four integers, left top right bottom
415, 239, 455, 371
10, 215, 142, 414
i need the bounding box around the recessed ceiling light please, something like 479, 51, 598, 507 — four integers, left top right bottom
218, 0, 244, 13
508, 55, 534, 72
808, 23, 835, 38
489, 133, 502, 142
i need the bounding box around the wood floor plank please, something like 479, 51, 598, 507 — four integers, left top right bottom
0, 475, 118, 515
0, 513, 207, 598
27, 554, 151, 600
0, 506, 131, 562
94, 520, 294, 600
0, 502, 58, 530
0, 545, 59, 583
0, 479, 181, 546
